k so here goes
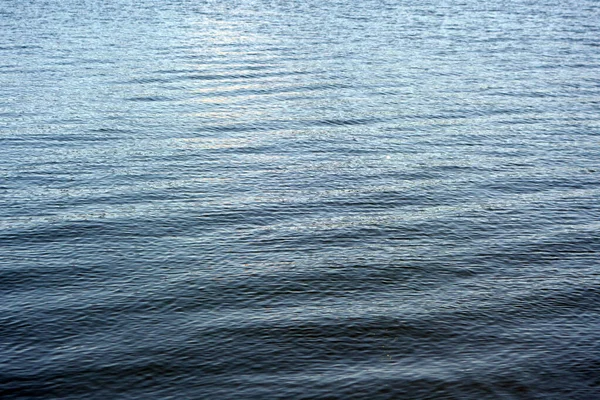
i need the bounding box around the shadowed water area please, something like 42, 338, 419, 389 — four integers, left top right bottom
1, 0, 600, 398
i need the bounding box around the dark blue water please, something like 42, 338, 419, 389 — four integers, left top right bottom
2, 0, 600, 398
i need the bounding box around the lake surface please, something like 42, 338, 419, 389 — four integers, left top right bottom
1, 0, 600, 398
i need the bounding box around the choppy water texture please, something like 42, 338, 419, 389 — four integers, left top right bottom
2, 0, 600, 398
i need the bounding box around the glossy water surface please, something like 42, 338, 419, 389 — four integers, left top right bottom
1, 0, 600, 398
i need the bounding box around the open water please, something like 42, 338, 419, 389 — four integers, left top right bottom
1, 0, 600, 398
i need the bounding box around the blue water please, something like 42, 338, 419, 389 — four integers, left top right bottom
1, 0, 600, 398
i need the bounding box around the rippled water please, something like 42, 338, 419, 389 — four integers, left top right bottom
2, 0, 600, 398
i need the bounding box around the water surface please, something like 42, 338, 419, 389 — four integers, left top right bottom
1, 0, 600, 398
